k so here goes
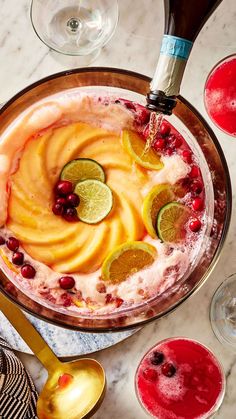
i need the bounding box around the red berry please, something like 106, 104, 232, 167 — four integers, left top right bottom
63, 207, 78, 222
66, 193, 80, 208
168, 133, 182, 148
189, 165, 200, 178
58, 373, 73, 389
52, 202, 64, 216
192, 197, 204, 211
182, 149, 193, 164
151, 351, 164, 365
63, 297, 72, 307
115, 297, 124, 308
96, 283, 107, 294
191, 180, 203, 195
143, 368, 158, 382
159, 120, 171, 136
105, 293, 114, 304
0, 236, 5, 245
56, 197, 67, 206
123, 100, 136, 111
21, 264, 36, 279
12, 251, 24, 266
59, 276, 75, 290
7, 237, 19, 252
135, 108, 150, 125
165, 147, 173, 156
154, 137, 166, 151
189, 218, 202, 232
55, 180, 73, 196
161, 362, 176, 377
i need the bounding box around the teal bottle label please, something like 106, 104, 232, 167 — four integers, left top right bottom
160, 35, 193, 60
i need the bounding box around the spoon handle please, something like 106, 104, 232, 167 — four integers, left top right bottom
0, 290, 61, 372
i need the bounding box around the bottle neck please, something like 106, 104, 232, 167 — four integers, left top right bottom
146, 35, 193, 114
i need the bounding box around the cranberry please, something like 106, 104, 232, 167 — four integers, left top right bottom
7, 237, 19, 252
182, 149, 193, 164
143, 368, 158, 382
123, 100, 136, 111
59, 276, 75, 290
135, 108, 150, 125
115, 297, 124, 308
159, 120, 171, 136
0, 236, 5, 245
52, 202, 65, 216
154, 137, 166, 151
165, 147, 174, 156
151, 351, 164, 365
58, 373, 73, 389
56, 197, 67, 206
63, 207, 78, 222
55, 180, 73, 196
191, 180, 203, 195
192, 197, 204, 211
66, 193, 80, 208
21, 264, 36, 279
169, 134, 182, 148
189, 218, 202, 232
96, 283, 107, 294
161, 362, 176, 377
12, 251, 24, 266
105, 293, 114, 304
63, 297, 72, 307
189, 165, 200, 179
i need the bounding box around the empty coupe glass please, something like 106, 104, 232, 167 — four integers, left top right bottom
30, 0, 118, 57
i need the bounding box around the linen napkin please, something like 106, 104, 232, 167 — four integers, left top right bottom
0, 337, 38, 419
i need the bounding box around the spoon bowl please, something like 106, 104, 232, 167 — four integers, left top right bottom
37, 358, 106, 419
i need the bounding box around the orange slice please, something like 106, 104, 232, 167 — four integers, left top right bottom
101, 241, 157, 284
122, 130, 163, 170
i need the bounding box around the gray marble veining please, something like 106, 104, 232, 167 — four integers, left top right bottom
1, 0, 236, 418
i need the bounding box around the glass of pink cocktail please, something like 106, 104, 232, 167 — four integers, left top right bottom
204, 54, 236, 137
135, 337, 225, 419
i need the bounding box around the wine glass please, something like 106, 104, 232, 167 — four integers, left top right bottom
30, 0, 118, 60
204, 54, 236, 137
210, 273, 236, 351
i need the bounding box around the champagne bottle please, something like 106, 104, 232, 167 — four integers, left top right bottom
146, 0, 223, 115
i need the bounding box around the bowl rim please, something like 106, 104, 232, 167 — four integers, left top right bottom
0, 67, 232, 332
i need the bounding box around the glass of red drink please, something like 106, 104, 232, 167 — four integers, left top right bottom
135, 337, 225, 419
204, 54, 236, 137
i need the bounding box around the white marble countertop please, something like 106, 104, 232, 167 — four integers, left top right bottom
1, 0, 236, 418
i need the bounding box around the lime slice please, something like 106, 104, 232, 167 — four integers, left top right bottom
157, 202, 190, 243
74, 179, 113, 224
122, 130, 163, 170
142, 184, 174, 238
61, 158, 105, 188
101, 241, 157, 284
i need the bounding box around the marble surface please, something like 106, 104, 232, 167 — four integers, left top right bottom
0, 0, 236, 417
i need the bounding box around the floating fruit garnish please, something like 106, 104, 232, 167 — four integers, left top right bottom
151, 351, 165, 366
189, 165, 200, 179
142, 185, 174, 238
63, 207, 78, 222
161, 362, 176, 377
101, 241, 157, 283
6, 237, 19, 252
192, 197, 204, 211
157, 202, 190, 243
66, 193, 80, 208
189, 218, 202, 232
182, 149, 193, 164
59, 276, 75, 290
122, 130, 163, 170
74, 179, 113, 224
12, 251, 24, 266
60, 158, 105, 187
56, 180, 73, 196
21, 264, 36, 279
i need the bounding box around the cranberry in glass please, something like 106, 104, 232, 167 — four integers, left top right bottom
56, 197, 67, 206
59, 276, 75, 290
63, 207, 78, 222
192, 197, 204, 211
12, 251, 24, 266
7, 237, 19, 252
182, 149, 193, 164
189, 218, 202, 232
66, 193, 80, 207
154, 137, 166, 151
56, 180, 73, 196
161, 362, 176, 377
191, 180, 203, 195
190, 165, 200, 179
21, 264, 36, 279
160, 121, 171, 136
52, 202, 65, 216
0, 236, 5, 245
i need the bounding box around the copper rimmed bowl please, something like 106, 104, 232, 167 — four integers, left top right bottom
0, 68, 232, 331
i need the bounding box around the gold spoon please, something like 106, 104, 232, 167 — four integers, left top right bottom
0, 290, 106, 419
